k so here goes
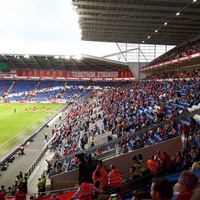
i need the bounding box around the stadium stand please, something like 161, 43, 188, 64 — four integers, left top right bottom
1, 1, 200, 200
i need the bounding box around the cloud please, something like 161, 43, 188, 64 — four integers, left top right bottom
0, 0, 119, 56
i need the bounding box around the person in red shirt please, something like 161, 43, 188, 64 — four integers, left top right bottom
180, 123, 190, 142
14, 186, 26, 200
97, 145, 102, 155
0, 190, 5, 200
18, 146, 25, 155
161, 151, 171, 175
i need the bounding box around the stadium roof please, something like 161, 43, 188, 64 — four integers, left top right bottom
72, 0, 200, 46
0, 54, 129, 71
1, 0, 200, 72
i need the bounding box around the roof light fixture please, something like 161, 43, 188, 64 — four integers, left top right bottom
164, 22, 168, 25
155, 30, 158, 33
73, 55, 82, 60
176, 12, 180, 16
147, 36, 150, 39
64, 56, 70, 59
24, 55, 30, 58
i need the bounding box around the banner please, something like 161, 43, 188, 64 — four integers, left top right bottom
140, 51, 200, 72
16, 70, 134, 79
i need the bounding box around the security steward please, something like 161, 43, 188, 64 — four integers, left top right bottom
94, 171, 104, 191
130, 156, 142, 187
138, 154, 151, 183
37, 176, 46, 197
92, 164, 108, 190
108, 164, 122, 193
70, 177, 102, 200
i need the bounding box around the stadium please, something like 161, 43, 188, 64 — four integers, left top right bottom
1, 1, 200, 200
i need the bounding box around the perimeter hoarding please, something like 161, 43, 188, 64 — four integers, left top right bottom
16, 70, 134, 79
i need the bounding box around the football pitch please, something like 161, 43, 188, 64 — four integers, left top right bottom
0, 103, 65, 158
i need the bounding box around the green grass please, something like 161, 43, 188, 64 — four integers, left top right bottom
0, 103, 65, 158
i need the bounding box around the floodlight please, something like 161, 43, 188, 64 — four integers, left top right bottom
24, 55, 30, 58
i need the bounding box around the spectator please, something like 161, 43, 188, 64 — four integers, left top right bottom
161, 151, 171, 175
154, 150, 162, 170
191, 186, 200, 200
1, 186, 5, 195
189, 146, 198, 162
150, 177, 173, 200
45, 159, 52, 175
14, 186, 26, 200
132, 189, 151, 200
69, 177, 102, 200
191, 157, 200, 171
176, 170, 200, 200
180, 123, 190, 143
122, 143, 129, 154
174, 151, 183, 171
0, 190, 5, 200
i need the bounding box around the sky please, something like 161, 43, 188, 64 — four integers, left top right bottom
0, 0, 119, 57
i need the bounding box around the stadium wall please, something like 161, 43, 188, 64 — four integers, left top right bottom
128, 62, 146, 80
50, 136, 181, 190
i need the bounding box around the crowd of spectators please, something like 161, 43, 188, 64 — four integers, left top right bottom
42, 78, 200, 199
0, 79, 92, 102
144, 38, 200, 68
145, 68, 200, 80
43, 77, 200, 174
1, 76, 200, 199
